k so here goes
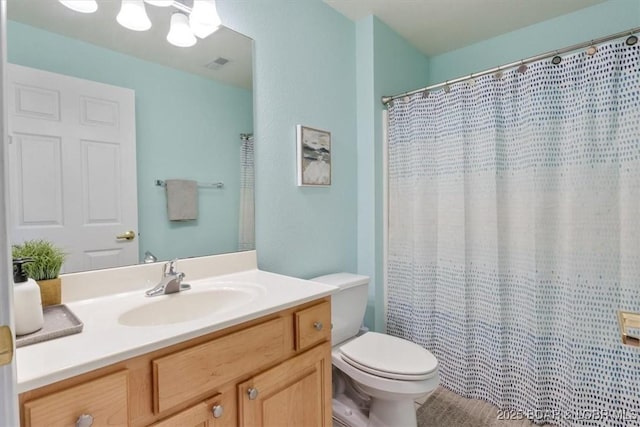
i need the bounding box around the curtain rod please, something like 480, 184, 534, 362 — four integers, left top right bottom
381, 26, 640, 106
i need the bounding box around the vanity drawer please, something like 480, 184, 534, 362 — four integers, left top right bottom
153, 317, 289, 413
295, 301, 331, 351
23, 370, 129, 427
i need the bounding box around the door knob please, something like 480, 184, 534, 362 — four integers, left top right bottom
116, 230, 136, 241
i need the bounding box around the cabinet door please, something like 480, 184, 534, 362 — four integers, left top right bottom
149, 402, 209, 427
238, 342, 331, 427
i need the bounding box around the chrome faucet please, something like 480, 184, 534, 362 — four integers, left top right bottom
145, 259, 191, 297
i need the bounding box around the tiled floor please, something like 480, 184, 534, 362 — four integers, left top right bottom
416, 387, 547, 427
415, 393, 430, 410
338, 390, 544, 427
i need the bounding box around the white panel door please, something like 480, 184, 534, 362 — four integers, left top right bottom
7, 64, 138, 273
0, 2, 19, 424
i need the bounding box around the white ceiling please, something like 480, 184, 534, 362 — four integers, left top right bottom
324, 0, 609, 56
8, 0, 253, 90
8, 1, 612, 88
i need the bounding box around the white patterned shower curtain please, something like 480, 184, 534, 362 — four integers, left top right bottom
386, 39, 640, 426
238, 135, 255, 251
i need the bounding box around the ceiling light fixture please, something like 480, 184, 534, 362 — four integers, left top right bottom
626, 34, 638, 46
59, 0, 98, 13
117, 0, 152, 31
65, 0, 222, 47
167, 12, 197, 47
190, 0, 222, 38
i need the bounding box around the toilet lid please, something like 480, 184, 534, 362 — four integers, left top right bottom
339, 332, 438, 381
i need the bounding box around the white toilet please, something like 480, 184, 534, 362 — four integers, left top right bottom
311, 273, 439, 427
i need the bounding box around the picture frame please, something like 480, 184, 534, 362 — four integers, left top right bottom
296, 125, 331, 187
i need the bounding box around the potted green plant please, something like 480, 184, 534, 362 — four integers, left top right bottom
12, 240, 66, 306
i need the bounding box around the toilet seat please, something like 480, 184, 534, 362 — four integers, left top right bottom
332, 346, 439, 397
339, 332, 438, 381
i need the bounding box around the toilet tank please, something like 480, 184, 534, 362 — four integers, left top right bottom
311, 273, 369, 346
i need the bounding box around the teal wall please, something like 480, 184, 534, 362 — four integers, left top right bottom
429, 0, 640, 84
356, 17, 430, 330
355, 17, 376, 328
220, 0, 358, 278
7, 21, 253, 263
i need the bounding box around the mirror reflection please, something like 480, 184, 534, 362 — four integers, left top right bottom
6, 0, 254, 274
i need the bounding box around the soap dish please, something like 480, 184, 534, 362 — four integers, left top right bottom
16, 304, 83, 348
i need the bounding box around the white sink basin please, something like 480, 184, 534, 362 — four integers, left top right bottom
118, 283, 264, 327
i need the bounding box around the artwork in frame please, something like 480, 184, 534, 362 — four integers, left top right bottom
296, 125, 331, 186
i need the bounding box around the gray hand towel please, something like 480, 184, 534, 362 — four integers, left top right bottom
165, 179, 198, 221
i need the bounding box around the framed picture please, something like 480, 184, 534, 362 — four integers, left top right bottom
296, 125, 331, 186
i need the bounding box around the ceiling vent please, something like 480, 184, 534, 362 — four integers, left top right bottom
205, 57, 230, 70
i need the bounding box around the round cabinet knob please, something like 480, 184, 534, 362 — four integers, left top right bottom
211, 404, 224, 418
247, 387, 259, 400
76, 414, 94, 427
313, 321, 323, 331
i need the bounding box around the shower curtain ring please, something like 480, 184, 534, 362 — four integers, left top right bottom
517, 61, 528, 74
467, 74, 476, 86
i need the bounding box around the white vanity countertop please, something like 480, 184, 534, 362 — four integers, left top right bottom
16, 269, 337, 393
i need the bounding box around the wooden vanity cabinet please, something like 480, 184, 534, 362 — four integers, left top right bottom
18, 297, 332, 427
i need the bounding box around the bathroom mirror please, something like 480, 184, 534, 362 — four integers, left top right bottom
6, 0, 254, 273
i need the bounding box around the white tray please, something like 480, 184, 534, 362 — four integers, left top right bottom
16, 304, 83, 348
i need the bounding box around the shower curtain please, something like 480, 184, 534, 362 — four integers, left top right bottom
238, 135, 255, 251
386, 39, 640, 427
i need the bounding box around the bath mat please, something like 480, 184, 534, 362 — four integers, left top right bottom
417, 387, 551, 427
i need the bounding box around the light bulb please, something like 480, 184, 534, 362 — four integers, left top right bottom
117, 0, 152, 32
59, 0, 98, 13
189, 0, 222, 39
167, 13, 197, 47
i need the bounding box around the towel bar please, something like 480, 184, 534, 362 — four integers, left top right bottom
155, 179, 224, 189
